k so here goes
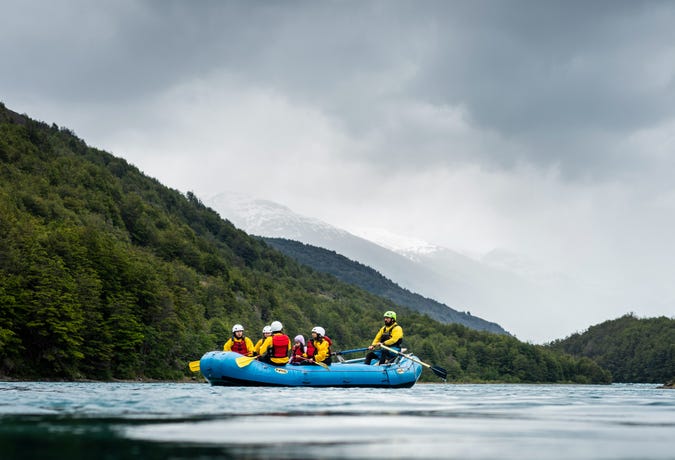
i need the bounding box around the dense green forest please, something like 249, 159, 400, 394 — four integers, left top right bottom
263, 237, 507, 334
548, 314, 674, 383
0, 103, 610, 383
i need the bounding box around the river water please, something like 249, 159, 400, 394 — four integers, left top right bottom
1, 381, 673, 459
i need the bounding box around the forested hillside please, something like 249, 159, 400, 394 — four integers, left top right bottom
548, 314, 674, 383
263, 237, 507, 334
0, 103, 610, 383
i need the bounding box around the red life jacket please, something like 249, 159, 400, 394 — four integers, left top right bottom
231, 337, 249, 355
291, 346, 304, 358
289, 345, 305, 364
271, 334, 290, 358
306, 336, 332, 359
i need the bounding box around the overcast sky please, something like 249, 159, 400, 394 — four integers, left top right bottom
3, 1, 674, 342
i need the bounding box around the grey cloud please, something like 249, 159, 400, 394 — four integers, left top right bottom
4, 1, 675, 181
404, 2, 675, 176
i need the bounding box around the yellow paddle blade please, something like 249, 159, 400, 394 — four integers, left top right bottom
235, 355, 258, 368
315, 361, 330, 370
189, 360, 200, 372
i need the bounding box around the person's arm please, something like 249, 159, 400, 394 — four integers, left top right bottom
370, 327, 384, 347
245, 337, 255, 356
258, 336, 272, 356
223, 338, 233, 351
312, 340, 329, 363
382, 325, 403, 346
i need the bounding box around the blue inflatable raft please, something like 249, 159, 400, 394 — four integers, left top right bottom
199, 351, 423, 388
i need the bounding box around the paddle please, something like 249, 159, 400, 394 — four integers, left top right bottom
380, 344, 448, 381
189, 360, 200, 372
235, 355, 258, 367
298, 357, 330, 370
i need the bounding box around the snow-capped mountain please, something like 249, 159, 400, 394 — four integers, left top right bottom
208, 192, 461, 309
206, 192, 521, 333
208, 191, 350, 243
350, 227, 442, 262
206, 192, 618, 343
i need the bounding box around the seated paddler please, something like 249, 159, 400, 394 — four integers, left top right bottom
364, 310, 403, 365
258, 320, 291, 365
304, 326, 332, 366
223, 323, 254, 356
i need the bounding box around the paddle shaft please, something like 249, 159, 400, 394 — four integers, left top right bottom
380, 345, 430, 368
296, 357, 330, 370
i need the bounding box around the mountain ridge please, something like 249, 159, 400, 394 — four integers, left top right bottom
206, 192, 531, 335
262, 237, 508, 334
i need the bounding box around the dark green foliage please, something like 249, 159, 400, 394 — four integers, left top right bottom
0, 104, 610, 383
548, 314, 675, 383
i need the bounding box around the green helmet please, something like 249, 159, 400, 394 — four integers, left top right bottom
383, 310, 397, 321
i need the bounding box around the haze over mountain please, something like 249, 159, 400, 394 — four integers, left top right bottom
262, 237, 507, 335
206, 191, 598, 343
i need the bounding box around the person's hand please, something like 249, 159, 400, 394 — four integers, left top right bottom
368, 345, 374, 350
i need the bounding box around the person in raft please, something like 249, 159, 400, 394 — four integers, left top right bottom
253, 325, 273, 356
304, 326, 332, 366
223, 324, 255, 356
363, 311, 403, 365
258, 321, 291, 365
289, 335, 306, 364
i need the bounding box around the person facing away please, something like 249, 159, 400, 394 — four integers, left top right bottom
253, 325, 272, 356
289, 335, 306, 364
223, 324, 255, 356
304, 326, 332, 366
364, 311, 403, 365
258, 320, 291, 365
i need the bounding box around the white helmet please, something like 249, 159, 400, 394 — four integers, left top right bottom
270, 321, 283, 332
262, 325, 272, 334
311, 326, 325, 337
232, 324, 244, 333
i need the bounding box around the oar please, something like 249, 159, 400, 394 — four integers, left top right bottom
332, 347, 369, 356
189, 360, 200, 372
380, 344, 448, 381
